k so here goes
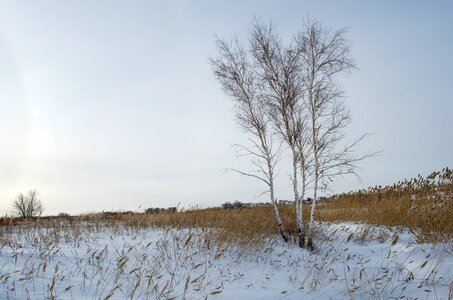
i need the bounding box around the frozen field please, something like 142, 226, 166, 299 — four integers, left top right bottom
0, 222, 452, 299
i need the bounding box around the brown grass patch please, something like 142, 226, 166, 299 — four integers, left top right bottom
1, 168, 451, 245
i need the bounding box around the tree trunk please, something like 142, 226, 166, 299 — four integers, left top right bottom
292, 155, 305, 247
307, 82, 317, 249
307, 112, 318, 249
307, 174, 317, 249
299, 159, 307, 245
272, 199, 289, 242
269, 162, 290, 242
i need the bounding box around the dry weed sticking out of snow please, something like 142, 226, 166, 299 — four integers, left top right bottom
0, 221, 452, 299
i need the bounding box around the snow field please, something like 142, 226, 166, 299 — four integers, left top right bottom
0, 222, 452, 299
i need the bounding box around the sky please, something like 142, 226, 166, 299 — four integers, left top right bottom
0, 1, 452, 215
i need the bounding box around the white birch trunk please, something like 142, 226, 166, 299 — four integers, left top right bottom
299, 160, 307, 242
307, 168, 318, 248
307, 75, 318, 249
268, 160, 289, 242
292, 155, 305, 247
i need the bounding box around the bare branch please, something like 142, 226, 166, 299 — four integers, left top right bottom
229, 168, 270, 186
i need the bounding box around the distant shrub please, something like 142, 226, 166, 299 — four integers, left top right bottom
145, 208, 161, 214
167, 207, 177, 213
58, 212, 70, 217
145, 207, 177, 214
221, 201, 244, 209
221, 202, 232, 209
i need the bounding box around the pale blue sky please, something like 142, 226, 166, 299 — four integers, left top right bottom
0, 1, 452, 215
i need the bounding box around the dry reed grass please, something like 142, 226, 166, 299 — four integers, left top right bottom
321, 167, 453, 243
1, 168, 451, 245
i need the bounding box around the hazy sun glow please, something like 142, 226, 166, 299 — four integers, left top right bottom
0, 1, 452, 215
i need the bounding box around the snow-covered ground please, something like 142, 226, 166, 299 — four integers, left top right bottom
0, 222, 452, 299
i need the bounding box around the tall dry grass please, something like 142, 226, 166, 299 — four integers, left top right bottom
1, 168, 451, 245
321, 167, 453, 242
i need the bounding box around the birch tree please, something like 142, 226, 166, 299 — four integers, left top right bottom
212, 18, 373, 248
211, 38, 290, 242
297, 20, 369, 248
249, 22, 311, 247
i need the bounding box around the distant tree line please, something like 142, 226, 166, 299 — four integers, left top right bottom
145, 207, 177, 214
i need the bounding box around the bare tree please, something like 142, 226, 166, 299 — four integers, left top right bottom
12, 190, 44, 218
212, 18, 373, 248
12, 193, 28, 218
296, 19, 371, 248
249, 21, 312, 247
211, 38, 290, 242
